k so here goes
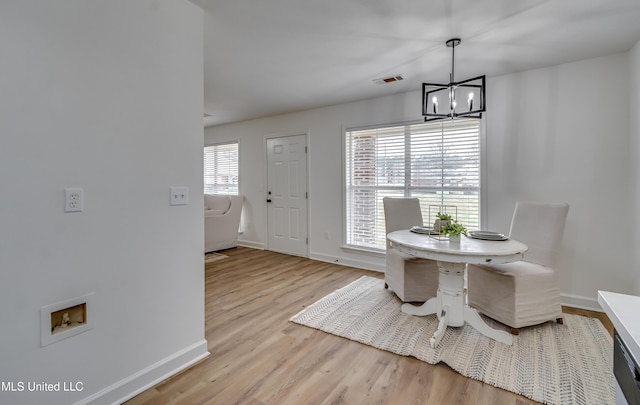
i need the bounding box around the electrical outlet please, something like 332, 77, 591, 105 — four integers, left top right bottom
170, 187, 189, 206
64, 188, 83, 213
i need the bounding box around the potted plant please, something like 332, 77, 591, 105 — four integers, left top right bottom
441, 220, 468, 242
434, 212, 453, 232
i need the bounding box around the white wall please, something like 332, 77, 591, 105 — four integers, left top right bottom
0, 2, 207, 404
631, 40, 640, 295
486, 53, 634, 308
206, 50, 639, 310
207, 92, 421, 270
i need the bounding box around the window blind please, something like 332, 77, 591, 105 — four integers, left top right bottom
204, 142, 238, 195
345, 119, 480, 250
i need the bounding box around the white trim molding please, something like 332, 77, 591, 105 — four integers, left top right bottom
75, 340, 209, 405
238, 240, 265, 250
561, 293, 602, 312
309, 251, 385, 273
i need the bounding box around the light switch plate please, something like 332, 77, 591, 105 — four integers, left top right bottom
170, 187, 189, 206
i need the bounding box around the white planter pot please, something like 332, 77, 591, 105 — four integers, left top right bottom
434, 219, 452, 232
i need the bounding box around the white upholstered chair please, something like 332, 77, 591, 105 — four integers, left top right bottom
204, 194, 244, 252
383, 197, 438, 302
467, 201, 570, 334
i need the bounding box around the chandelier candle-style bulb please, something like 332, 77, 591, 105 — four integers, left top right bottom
449, 88, 456, 111
422, 38, 486, 121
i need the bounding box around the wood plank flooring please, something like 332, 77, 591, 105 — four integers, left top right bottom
126, 247, 612, 405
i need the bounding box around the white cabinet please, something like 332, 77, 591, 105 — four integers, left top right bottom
598, 291, 640, 405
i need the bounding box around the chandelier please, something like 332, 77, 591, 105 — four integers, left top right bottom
422, 38, 485, 121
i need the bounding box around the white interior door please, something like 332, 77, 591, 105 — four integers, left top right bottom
267, 134, 308, 256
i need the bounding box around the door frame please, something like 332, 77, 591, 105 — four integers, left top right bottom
264, 131, 310, 256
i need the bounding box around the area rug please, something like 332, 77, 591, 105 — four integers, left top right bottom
204, 252, 228, 263
290, 276, 615, 405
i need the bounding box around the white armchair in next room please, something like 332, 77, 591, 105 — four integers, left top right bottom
204, 194, 244, 253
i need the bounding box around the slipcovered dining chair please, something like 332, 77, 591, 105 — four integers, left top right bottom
467, 201, 570, 335
383, 197, 438, 302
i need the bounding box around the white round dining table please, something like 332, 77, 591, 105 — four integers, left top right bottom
387, 229, 528, 348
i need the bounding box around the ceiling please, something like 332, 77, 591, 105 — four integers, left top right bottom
189, 0, 640, 127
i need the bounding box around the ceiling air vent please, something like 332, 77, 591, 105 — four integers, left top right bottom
373, 75, 404, 85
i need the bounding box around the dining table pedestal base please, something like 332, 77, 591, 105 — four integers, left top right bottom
401, 261, 514, 348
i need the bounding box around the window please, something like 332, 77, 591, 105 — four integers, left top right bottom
204, 142, 238, 195
345, 119, 481, 250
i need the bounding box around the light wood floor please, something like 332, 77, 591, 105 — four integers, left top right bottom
126, 247, 612, 405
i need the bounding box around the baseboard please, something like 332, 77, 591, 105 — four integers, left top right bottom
241, 246, 601, 312
561, 293, 601, 312
309, 252, 385, 273
238, 239, 265, 250
75, 339, 209, 405
237, 243, 382, 272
